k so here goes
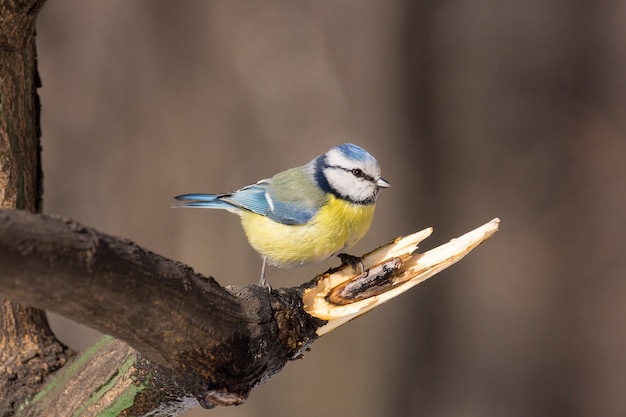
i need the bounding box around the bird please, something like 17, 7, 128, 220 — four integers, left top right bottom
173, 143, 389, 288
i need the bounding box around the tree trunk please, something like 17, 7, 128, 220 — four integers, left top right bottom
0, 2, 72, 416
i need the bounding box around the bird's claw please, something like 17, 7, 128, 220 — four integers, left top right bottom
337, 253, 367, 277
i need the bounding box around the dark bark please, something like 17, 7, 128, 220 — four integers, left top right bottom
0, 0, 45, 212
0, 209, 325, 408
0, 2, 73, 416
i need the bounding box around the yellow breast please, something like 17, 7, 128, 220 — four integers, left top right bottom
239, 195, 376, 268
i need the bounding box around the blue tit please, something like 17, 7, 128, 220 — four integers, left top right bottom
174, 143, 389, 288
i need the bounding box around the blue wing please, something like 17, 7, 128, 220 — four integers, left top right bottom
174, 179, 318, 225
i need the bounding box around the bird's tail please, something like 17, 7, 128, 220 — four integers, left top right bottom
172, 193, 230, 209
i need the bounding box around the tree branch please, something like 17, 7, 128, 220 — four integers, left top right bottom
0, 209, 499, 411
0, 209, 323, 408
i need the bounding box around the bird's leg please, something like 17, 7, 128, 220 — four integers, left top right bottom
337, 253, 367, 277
259, 256, 272, 291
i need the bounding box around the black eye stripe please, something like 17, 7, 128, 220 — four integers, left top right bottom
329, 165, 376, 182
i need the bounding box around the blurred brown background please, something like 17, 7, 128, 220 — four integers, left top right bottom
36, 1, 626, 416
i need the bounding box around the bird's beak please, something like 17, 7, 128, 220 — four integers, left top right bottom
377, 178, 391, 188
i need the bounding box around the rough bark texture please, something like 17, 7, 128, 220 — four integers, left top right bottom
0, 0, 44, 211
15, 336, 197, 417
0, 2, 73, 416
0, 302, 70, 417
0, 209, 325, 410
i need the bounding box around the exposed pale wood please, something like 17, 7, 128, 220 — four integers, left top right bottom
303, 219, 500, 335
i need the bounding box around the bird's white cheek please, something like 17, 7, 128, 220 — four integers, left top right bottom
328, 172, 356, 195
324, 169, 377, 203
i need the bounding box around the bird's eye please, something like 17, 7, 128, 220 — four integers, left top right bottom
351, 168, 364, 178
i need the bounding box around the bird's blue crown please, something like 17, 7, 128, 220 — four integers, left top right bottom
335, 143, 377, 164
